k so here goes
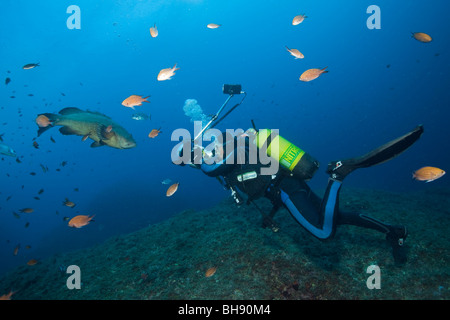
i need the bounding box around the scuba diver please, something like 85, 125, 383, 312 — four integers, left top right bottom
176, 85, 424, 265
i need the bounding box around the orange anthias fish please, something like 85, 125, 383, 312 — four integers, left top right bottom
63, 198, 76, 208
122, 95, 150, 109
35, 114, 52, 128
412, 32, 432, 43
68, 215, 95, 228
166, 182, 179, 197
292, 14, 307, 25
300, 67, 328, 82
205, 266, 217, 277
27, 259, 38, 266
0, 291, 16, 300
148, 128, 162, 138
13, 244, 20, 256
285, 46, 304, 59
157, 64, 179, 81
207, 23, 221, 29
413, 166, 445, 182
150, 24, 158, 38
19, 208, 34, 213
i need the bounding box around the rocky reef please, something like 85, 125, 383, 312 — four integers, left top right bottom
0, 187, 449, 300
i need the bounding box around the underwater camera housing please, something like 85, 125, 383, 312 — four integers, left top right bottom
223, 84, 242, 95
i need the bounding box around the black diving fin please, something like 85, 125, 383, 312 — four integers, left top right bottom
327, 125, 424, 181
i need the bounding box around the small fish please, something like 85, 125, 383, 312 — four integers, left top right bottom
19, 208, 34, 213
25, 245, 31, 249
0, 142, 16, 157
122, 95, 150, 110
5, 77, 11, 85
30, 172, 36, 176
166, 182, 179, 197
68, 214, 95, 228
207, 23, 221, 29
63, 198, 76, 208
157, 64, 179, 81
161, 178, 173, 185
40, 164, 48, 173
33, 141, 39, 149
0, 291, 16, 300
7, 196, 12, 201
28, 93, 34, 97
13, 244, 20, 256
50, 136, 56, 143
150, 24, 158, 38
27, 259, 38, 266
412, 32, 432, 43
61, 161, 68, 167
131, 113, 151, 121
413, 166, 445, 182
285, 46, 304, 59
24, 222, 30, 228
0, 133, 3, 142
74, 188, 79, 192
205, 266, 217, 277
292, 14, 307, 25
36, 114, 53, 128
10, 96, 15, 99
300, 67, 328, 82
23, 63, 40, 70
33, 197, 40, 200
12, 212, 20, 219
148, 128, 162, 138
63, 216, 70, 221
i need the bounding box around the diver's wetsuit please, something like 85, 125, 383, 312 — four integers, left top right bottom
184, 125, 424, 264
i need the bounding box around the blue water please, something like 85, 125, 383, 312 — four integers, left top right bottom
1, 0, 449, 277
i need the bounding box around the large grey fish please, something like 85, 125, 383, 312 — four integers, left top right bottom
0, 142, 16, 157
36, 107, 136, 149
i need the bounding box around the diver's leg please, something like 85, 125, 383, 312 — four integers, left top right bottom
327, 125, 424, 181
324, 126, 422, 263
278, 177, 341, 240
337, 211, 408, 264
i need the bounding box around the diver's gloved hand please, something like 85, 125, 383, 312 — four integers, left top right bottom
173, 140, 202, 169
262, 215, 279, 233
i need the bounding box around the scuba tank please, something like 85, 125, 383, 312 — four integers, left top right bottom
255, 129, 319, 181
